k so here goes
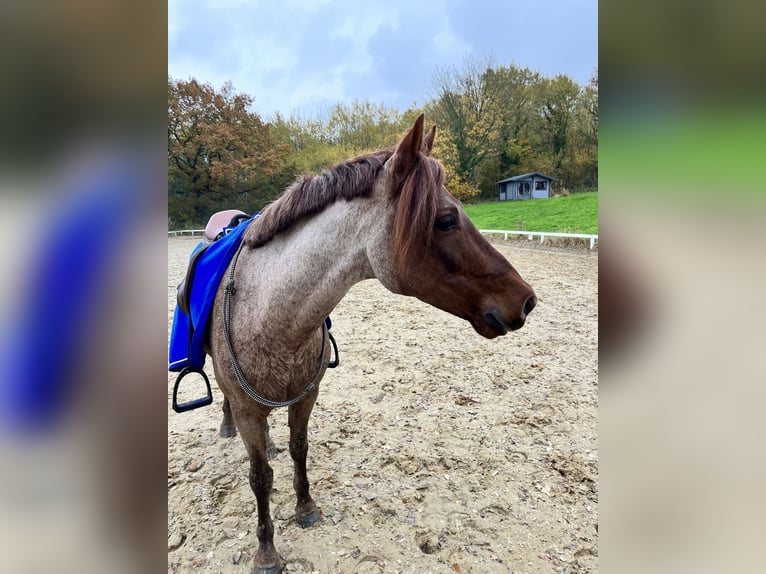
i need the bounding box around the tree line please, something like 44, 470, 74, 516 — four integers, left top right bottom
169, 61, 597, 228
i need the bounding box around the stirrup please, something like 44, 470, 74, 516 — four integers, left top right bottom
172, 367, 214, 413
327, 331, 339, 368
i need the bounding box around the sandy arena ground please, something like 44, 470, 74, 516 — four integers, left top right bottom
168, 236, 598, 574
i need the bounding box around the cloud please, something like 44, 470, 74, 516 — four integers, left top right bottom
445, 0, 597, 81
360, 9, 469, 110
168, 0, 597, 118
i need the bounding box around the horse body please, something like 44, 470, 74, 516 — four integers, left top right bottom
206, 115, 536, 573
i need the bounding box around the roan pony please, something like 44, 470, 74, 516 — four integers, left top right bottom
207, 114, 536, 573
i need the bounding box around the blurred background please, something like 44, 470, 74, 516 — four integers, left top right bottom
0, 0, 764, 572
0, 2, 167, 573
600, 0, 766, 572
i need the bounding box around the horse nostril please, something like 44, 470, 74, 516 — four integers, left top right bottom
523, 295, 537, 317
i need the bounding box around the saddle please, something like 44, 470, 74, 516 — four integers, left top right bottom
169, 210, 253, 413
169, 209, 338, 413
203, 209, 251, 245
177, 210, 249, 316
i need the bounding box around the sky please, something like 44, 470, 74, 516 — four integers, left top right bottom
168, 0, 597, 119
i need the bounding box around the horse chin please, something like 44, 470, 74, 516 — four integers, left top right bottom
471, 307, 527, 339
471, 317, 508, 339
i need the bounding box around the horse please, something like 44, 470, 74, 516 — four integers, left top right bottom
206, 114, 537, 573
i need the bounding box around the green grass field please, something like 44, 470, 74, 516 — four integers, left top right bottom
600, 110, 766, 195
463, 192, 598, 234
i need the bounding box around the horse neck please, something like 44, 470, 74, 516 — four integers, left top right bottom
239, 199, 380, 342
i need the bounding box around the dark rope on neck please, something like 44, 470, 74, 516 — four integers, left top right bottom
221, 241, 328, 409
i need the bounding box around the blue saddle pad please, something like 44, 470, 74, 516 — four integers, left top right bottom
168, 217, 255, 372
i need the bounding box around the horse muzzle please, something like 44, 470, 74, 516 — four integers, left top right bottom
478, 294, 537, 338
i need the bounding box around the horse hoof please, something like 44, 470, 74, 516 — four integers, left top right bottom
296, 508, 323, 529
253, 565, 282, 574
266, 446, 279, 460
220, 425, 237, 438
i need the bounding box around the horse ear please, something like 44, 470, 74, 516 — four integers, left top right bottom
423, 125, 436, 156
390, 113, 425, 193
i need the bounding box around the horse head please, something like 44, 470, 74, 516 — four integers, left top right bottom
377, 114, 537, 339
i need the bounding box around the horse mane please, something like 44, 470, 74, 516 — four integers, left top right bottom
244, 148, 395, 248
389, 155, 445, 268
244, 144, 446, 270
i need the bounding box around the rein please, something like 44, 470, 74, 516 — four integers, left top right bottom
221, 241, 336, 409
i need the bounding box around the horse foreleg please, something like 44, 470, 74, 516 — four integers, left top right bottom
236, 414, 282, 574
219, 397, 237, 438
288, 395, 322, 528
223, 399, 278, 458
263, 418, 279, 460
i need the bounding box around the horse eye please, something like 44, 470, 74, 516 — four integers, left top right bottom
435, 214, 458, 232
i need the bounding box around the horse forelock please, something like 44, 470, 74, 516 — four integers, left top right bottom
244, 148, 394, 248
389, 156, 445, 269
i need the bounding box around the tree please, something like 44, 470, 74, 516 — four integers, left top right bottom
533, 71, 598, 191
269, 111, 351, 176
426, 61, 597, 198
431, 133, 481, 201
570, 70, 598, 189
482, 65, 542, 197
535, 74, 581, 165
168, 77, 288, 227
580, 71, 598, 147
429, 56, 503, 189
327, 100, 407, 149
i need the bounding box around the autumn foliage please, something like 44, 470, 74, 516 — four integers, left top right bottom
168, 64, 597, 227
168, 78, 289, 227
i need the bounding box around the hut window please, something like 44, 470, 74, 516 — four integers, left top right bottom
535, 180, 548, 190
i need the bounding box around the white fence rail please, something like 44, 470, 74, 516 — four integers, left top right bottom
168, 228, 598, 249
479, 229, 598, 249
168, 229, 205, 237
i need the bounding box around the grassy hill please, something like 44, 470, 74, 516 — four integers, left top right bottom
463, 192, 598, 235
